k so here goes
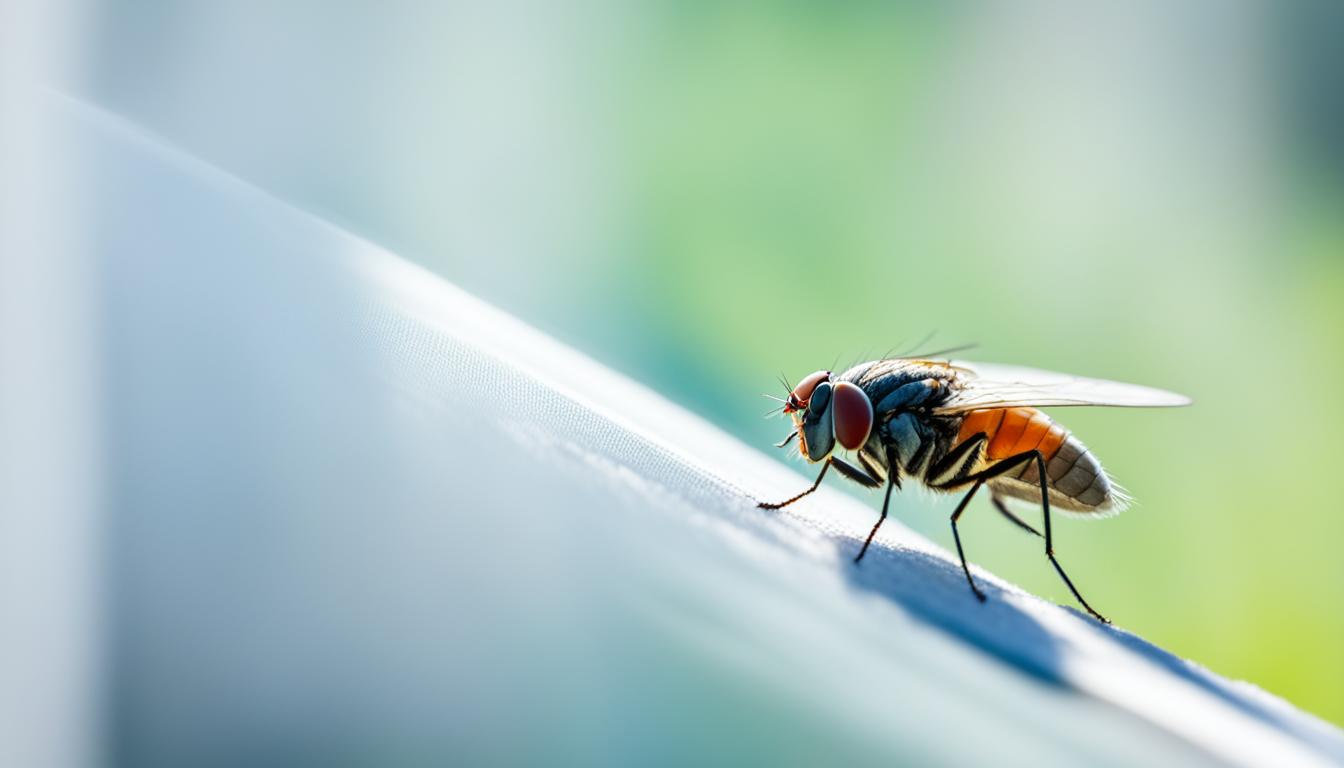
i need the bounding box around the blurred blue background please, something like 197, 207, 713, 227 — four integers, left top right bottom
19, 0, 1344, 731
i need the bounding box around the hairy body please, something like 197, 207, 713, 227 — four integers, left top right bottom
760, 356, 1188, 623
839, 359, 1121, 516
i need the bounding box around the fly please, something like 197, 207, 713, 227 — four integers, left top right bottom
759, 357, 1191, 623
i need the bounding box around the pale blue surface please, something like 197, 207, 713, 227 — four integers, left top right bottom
59, 98, 1343, 767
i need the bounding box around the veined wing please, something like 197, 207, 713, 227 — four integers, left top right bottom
932, 361, 1192, 413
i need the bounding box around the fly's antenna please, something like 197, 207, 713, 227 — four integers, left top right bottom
762, 393, 787, 418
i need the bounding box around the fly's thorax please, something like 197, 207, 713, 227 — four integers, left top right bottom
840, 360, 959, 416
836, 361, 961, 476
871, 409, 961, 479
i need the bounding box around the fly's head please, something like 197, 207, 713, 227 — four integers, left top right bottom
782, 370, 831, 417
775, 370, 873, 463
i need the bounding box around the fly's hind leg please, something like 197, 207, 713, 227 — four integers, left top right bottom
991, 495, 1042, 537
1028, 451, 1110, 624
939, 450, 1109, 622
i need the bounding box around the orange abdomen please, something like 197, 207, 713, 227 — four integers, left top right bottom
954, 407, 1118, 512
956, 407, 1068, 463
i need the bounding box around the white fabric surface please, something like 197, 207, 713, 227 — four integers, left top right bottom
48, 95, 1344, 766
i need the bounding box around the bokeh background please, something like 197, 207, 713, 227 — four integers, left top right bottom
29, 0, 1344, 726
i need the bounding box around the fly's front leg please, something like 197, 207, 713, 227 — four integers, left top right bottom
758, 460, 830, 510
831, 456, 882, 488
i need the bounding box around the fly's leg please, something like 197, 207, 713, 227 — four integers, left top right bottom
854, 480, 894, 564
991, 495, 1042, 537
758, 460, 830, 510
933, 450, 1040, 605
854, 449, 900, 563
1031, 450, 1110, 624
937, 450, 1109, 623
949, 480, 988, 600
924, 432, 998, 598
831, 456, 882, 488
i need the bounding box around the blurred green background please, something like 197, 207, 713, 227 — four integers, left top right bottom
84, 1, 1344, 724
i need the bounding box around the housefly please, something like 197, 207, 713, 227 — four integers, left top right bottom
760, 357, 1190, 623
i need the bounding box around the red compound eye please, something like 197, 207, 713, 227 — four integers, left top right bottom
831, 381, 873, 451
786, 370, 831, 412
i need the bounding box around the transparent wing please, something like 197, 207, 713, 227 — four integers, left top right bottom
932, 361, 1192, 413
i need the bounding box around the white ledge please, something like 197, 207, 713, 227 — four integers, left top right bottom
58, 94, 1344, 767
